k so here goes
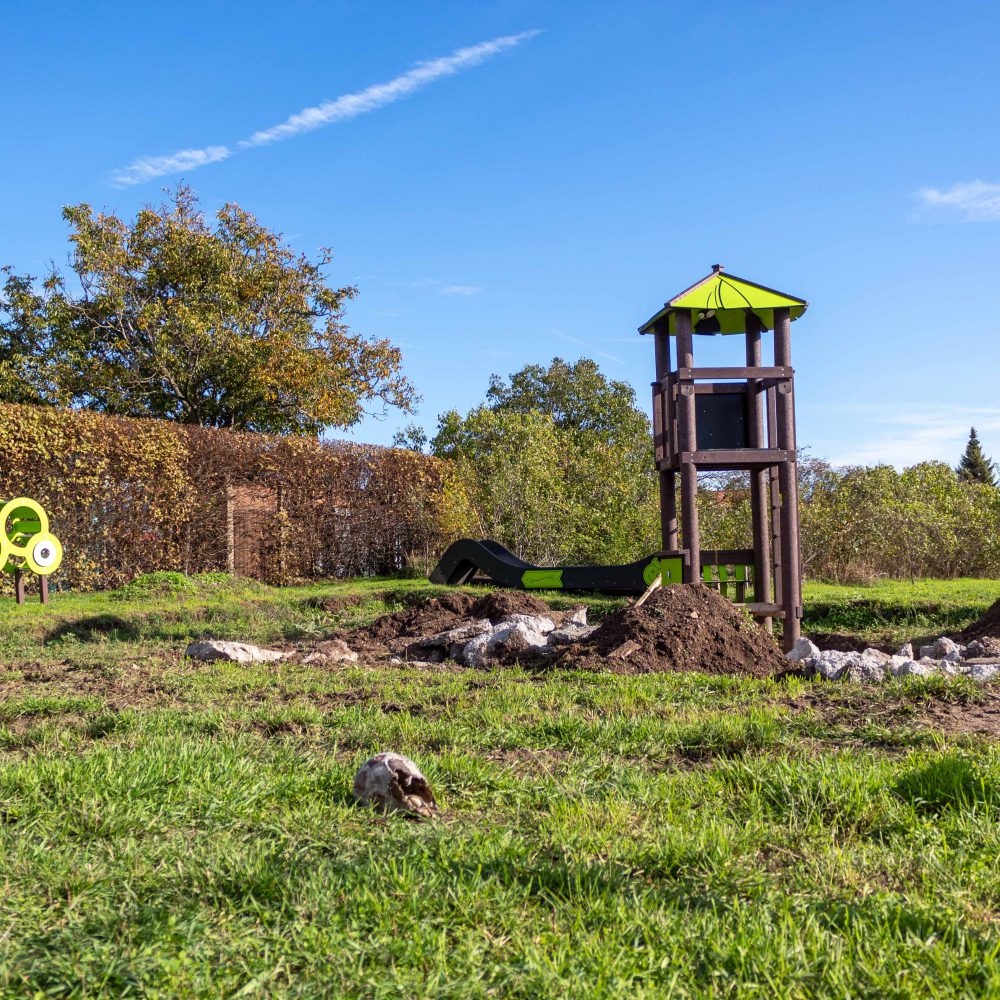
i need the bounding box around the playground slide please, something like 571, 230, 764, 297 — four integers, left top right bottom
429, 538, 682, 595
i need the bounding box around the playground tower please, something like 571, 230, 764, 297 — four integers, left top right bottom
640, 265, 807, 651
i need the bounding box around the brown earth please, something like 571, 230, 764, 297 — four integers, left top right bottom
345, 585, 787, 676
788, 687, 1000, 739
958, 598, 1000, 650
553, 585, 788, 677
345, 590, 566, 653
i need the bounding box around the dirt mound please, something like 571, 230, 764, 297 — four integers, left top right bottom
469, 591, 563, 624
556, 584, 787, 676
958, 598, 1000, 644
357, 592, 478, 644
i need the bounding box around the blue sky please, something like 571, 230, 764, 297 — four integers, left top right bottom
5, 0, 1000, 468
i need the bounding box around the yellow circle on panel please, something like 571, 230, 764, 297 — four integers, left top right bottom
25, 533, 62, 575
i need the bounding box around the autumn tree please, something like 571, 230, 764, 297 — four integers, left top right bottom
956, 427, 997, 487
3, 186, 416, 434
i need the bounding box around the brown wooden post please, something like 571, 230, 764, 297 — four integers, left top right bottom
766, 386, 782, 608
14, 568, 25, 606
745, 311, 773, 631
40, 574, 49, 605
653, 321, 678, 550
774, 307, 802, 651
675, 309, 700, 583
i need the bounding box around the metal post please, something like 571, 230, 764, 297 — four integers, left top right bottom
774, 307, 802, 651
745, 312, 773, 631
40, 575, 49, 605
675, 310, 700, 583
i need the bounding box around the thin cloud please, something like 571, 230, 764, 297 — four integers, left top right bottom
916, 180, 1000, 221
111, 145, 231, 187
822, 403, 1000, 468
242, 32, 538, 148
110, 31, 539, 187
404, 279, 482, 296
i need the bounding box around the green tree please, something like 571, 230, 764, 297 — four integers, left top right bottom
431, 359, 659, 564
486, 357, 650, 454
392, 424, 429, 453
3, 186, 416, 434
956, 427, 997, 487
0, 268, 62, 406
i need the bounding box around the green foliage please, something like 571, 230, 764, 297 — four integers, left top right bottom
432, 359, 658, 565
2, 186, 416, 434
0, 268, 58, 406
695, 457, 1000, 583
957, 427, 997, 487
486, 357, 650, 450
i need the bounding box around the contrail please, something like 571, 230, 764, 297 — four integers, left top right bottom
111, 31, 539, 187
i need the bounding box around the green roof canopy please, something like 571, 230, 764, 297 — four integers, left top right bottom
639, 266, 807, 336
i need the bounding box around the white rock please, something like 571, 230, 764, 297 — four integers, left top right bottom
786, 637, 820, 663
811, 649, 850, 680
941, 649, 964, 664
919, 645, 935, 659
489, 621, 550, 659
932, 637, 960, 658
844, 651, 887, 683
312, 638, 359, 663
964, 663, 1000, 682
892, 659, 933, 677
185, 640, 290, 664
353, 752, 437, 818
459, 631, 493, 667
966, 640, 985, 657
495, 614, 557, 635
566, 605, 588, 626
436, 620, 493, 643
547, 624, 598, 645
862, 647, 890, 664
896, 642, 914, 659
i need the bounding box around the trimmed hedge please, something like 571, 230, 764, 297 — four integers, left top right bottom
0, 404, 467, 591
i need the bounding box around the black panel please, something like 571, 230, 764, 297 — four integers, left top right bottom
695, 393, 749, 451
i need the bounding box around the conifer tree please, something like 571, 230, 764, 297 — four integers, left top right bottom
956, 427, 997, 486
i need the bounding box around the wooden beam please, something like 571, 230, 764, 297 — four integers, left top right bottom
675, 310, 700, 584
746, 312, 773, 632
676, 366, 792, 381
736, 602, 785, 617
685, 448, 791, 467
774, 307, 802, 652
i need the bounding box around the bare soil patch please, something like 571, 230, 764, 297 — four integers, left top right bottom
345, 591, 566, 654
343, 585, 788, 676
554, 585, 788, 676
788, 687, 1000, 738
958, 598, 1000, 649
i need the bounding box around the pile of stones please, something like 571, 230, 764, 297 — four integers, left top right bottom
390, 607, 594, 667
786, 635, 1000, 683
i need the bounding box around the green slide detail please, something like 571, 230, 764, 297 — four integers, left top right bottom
643, 556, 682, 586
430, 539, 680, 595
521, 569, 564, 589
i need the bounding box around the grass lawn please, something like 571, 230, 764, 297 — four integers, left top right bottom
1, 574, 999, 997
